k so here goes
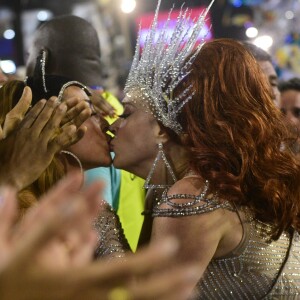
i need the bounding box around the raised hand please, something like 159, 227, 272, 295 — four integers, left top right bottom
0, 86, 32, 139
90, 89, 115, 117
0, 173, 201, 300
0, 85, 91, 190
0, 173, 102, 300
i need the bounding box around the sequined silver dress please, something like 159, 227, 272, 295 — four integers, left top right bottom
93, 201, 130, 259
152, 182, 300, 299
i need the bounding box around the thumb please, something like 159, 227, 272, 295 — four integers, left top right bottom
2, 86, 32, 138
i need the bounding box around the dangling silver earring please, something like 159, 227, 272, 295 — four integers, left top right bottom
41, 49, 48, 93
143, 143, 177, 189
61, 150, 83, 174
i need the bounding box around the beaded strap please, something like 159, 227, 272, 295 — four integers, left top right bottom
152, 181, 234, 217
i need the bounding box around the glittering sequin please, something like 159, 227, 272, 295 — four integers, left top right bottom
193, 212, 300, 299
93, 201, 130, 259
152, 181, 234, 217
152, 187, 300, 299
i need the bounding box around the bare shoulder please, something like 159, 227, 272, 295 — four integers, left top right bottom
151, 177, 226, 266
153, 176, 225, 241
156, 176, 227, 227
152, 177, 244, 261
167, 175, 206, 197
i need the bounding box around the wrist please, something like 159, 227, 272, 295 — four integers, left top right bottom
0, 171, 23, 191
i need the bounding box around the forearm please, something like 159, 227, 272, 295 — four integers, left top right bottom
0, 152, 24, 191
0, 139, 25, 190
0, 170, 24, 191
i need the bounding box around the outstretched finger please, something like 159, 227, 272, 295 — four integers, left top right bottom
62, 108, 91, 130
11, 197, 85, 268
35, 172, 83, 209
40, 102, 67, 143
63, 97, 81, 109
20, 99, 47, 129
7, 86, 32, 118
76, 237, 179, 285
18, 173, 83, 232
61, 101, 91, 128
48, 125, 86, 153
2, 86, 32, 138
30, 97, 60, 136
11, 173, 85, 263
90, 91, 115, 117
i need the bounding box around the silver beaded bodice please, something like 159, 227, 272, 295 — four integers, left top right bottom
93, 201, 130, 259
265, 231, 300, 299
152, 187, 300, 299
194, 214, 300, 299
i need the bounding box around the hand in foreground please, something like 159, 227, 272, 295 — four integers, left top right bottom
0, 172, 101, 300
0, 87, 91, 190
73, 238, 202, 300
0, 173, 201, 300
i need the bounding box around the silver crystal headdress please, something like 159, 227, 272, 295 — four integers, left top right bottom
124, 0, 214, 134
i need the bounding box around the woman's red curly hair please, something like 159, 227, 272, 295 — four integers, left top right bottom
178, 39, 300, 239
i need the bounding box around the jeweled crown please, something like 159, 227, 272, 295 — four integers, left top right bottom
124, 0, 214, 134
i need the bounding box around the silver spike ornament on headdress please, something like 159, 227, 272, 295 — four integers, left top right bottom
124, 0, 215, 135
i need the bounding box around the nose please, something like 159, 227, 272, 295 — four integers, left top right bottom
109, 118, 122, 136
272, 87, 280, 107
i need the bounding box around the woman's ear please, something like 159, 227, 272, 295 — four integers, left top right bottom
152, 121, 170, 144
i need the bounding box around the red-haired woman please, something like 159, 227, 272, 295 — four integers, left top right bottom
110, 38, 300, 298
